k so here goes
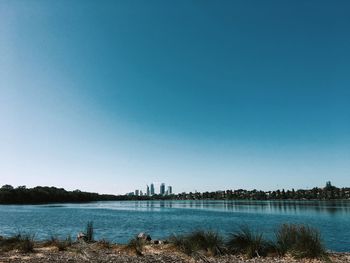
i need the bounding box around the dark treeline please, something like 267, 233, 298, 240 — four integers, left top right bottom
1, 181, 349, 204
123, 181, 350, 201
0, 185, 120, 204
174, 183, 350, 201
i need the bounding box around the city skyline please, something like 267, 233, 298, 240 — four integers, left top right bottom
1, 1, 349, 194
131, 182, 173, 196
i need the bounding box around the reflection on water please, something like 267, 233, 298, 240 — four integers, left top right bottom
67, 199, 350, 216
0, 200, 350, 252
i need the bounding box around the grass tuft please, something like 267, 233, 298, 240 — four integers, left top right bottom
170, 234, 198, 256
275, 224, 326, 259
0, 233, 35, 253
170, 230, 225, 257
226, 226, 272, 258
96, 239, 112, 249
0, 234, 21, 252
44, 235, 72, 251
275, 224, 298, 256
85, 221, 94, 243
18, 234, 35, 253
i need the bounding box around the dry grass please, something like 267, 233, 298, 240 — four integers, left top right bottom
0, 234, 34, 253
44, 236, 73, 251
275, 224, 326, 259
170, 230, 225, 257
226, 226, 273, 258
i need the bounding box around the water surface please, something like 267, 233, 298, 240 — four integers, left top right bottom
0, 200, 349, 252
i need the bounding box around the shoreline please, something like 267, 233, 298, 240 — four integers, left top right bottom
1, 183, 349, 205
0, 242, 349, 263
1, 198, 350, 206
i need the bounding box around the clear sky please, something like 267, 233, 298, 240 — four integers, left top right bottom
1, 0, 349, 194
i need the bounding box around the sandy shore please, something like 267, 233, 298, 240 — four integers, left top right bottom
0, 242, 349, 263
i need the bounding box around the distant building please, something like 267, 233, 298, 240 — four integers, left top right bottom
150, 183, 155, 195
135, 189, 139, 196
167, 186, 172, 195
160, 183, 165, 195
146, 185, 150, 196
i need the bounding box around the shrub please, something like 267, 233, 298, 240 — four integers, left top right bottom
66, 235, 73, 246
96, 239, 112, 249
58, 236, 73, 251
226, 226, 271, 258
18, 234, 35, 253
85, 221, 94, 243
275, 224, 326, 259
0, 234, 21, 252
275, 224, 298, 255
44, 235, 72, 251
170, 230, 225, 257
43, 235, 58, 247
170, 234, 199, 256
0, 233, 35, 253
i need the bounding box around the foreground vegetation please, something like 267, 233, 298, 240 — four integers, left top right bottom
0, 223, 334, 262
0, 233, 35, 253
170, 224, 328, 260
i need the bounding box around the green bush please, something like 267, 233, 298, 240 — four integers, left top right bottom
18, 234, 35, 253
275, 224, 298, 255
275, 224, 326, 259
170, 230, 225, 256
226, 226, 272, 258
0, 233, 35, 253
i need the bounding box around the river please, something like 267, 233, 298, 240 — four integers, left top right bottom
0, 200, 349, 251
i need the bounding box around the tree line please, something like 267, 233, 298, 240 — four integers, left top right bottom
174, 181, 350, 201
0, 185, 120, 204
0, 181, 349, 204
122, 181, 350, 201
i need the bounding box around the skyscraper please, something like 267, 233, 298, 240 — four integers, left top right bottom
146, 185, 150, 196
160, 183, 165, 195
135, 189, 139, 196
167, 186, 172, 195
150, 183, 155, 195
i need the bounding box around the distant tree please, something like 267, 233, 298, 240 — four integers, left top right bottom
1, 185, 14, 190
325, 181, 333, 189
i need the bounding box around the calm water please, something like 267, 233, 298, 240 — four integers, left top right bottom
0, 200, 350, 252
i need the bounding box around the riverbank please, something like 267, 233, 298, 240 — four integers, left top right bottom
0, 242, 349, 263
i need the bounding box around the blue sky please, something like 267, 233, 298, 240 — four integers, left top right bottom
1, 0, 349, 194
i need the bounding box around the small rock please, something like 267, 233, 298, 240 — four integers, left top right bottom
137, 232, 151, 241
77, 232, 87, 241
